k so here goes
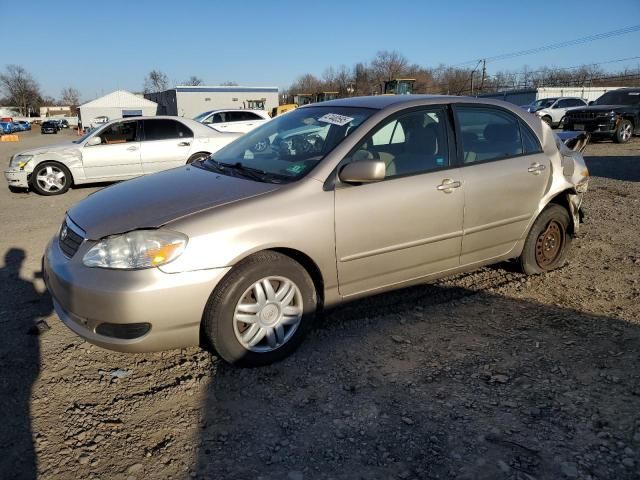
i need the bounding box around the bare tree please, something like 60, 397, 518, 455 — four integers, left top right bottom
0, 65, 41, 116
370, 50, 409, 86
60, 87, 80, 106
143, 70, 169, 93
183, 76, 203, 86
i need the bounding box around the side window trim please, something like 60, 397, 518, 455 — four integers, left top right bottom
451, 103, 541, 167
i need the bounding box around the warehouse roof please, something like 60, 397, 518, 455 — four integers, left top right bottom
80, 90, 157, 108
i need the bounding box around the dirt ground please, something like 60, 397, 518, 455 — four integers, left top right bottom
0, 129, 639, 480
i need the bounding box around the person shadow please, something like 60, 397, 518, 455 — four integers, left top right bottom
0, 248, 52, 480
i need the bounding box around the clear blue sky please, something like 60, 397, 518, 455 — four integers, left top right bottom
2, 0, 639, 101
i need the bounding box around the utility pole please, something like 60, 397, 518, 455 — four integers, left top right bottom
479, 59, 487, 92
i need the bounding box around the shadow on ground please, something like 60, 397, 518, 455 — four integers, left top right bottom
191, 281, 640, 480
584, 151, 639, 182
0, 248, 51, 480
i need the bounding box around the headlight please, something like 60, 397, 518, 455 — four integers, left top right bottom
82, 230, 188, 269
9, 154, 33, 169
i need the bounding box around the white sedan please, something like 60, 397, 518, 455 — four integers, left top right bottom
193, 109, 270, 133
4, 116, 241, 195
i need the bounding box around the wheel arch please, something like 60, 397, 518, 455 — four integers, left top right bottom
29, 159, 76, 187
545, 189, 579, 236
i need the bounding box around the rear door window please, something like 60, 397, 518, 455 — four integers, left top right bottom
143, 119, 193, 141
455, 107, 526, 164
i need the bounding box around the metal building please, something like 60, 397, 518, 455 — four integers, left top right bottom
145, 86, 279, 118
79, 90, 158, 128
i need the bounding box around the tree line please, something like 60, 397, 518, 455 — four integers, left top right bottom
285, 50, 640, 100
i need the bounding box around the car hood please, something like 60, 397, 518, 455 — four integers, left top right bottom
67, 165, 282, 240
567, 105, 628, 114
18, 142, 79, 156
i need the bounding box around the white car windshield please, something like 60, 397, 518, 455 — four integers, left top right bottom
199, 106, 374, 183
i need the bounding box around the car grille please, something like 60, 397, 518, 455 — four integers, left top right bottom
566, 112, 602, 122
59, 217, 85, 258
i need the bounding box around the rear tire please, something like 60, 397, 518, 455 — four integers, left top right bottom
202, 251, 317, 367
614, 119, 633, 144
520, 204, 571, 275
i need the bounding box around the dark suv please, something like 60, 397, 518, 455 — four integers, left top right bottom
562, 88, 640, 143
41, 121, 59, 134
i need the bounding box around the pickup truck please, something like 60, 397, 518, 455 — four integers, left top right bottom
562, 88, 640, 143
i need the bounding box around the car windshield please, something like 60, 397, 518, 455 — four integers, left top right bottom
199, 106, 374, 183
593, 91, 640, 106
193, 111, 214, 122
532, 98, 557, 109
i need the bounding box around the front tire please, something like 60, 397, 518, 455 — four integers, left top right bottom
614, 119, 633, 144
29, 162, 72, 196
520, 204, 571, 275
202, 251, 317, 367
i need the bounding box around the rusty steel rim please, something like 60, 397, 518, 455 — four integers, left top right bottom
535, 220, 564, 267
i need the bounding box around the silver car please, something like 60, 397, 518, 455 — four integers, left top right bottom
43, 95, 589, 366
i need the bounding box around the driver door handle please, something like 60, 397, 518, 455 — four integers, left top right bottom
126, 146, 138, 151
178, 142, 191, 147
437, 179, 462, 193
528, 162, 546, 175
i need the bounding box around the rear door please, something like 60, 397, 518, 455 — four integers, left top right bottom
452, 105, 550, 265
334, 106, 464, 296
81, 120, 143, 180
139, 119, 194, 174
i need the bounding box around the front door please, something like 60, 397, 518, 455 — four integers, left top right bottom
453, 105, 551, 265
334, 107, 464, 297
81, 120, 142, 180
140, 119, 195, 174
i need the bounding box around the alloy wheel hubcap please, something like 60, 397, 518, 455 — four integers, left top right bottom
535, 220, 564, 267
233, 276, 303, 353
36, 166, 65, 192
621, 124, 631, 141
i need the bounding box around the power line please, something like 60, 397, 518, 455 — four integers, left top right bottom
453, 24, 640, 67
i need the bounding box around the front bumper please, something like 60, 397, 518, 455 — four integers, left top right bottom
4, 169, 30, 188
564, 118, 616, 137
43, 236, 231, 352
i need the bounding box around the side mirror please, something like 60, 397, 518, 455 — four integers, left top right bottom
86, 136, 102, 146
339, 160, 386, 184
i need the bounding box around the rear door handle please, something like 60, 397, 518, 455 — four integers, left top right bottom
528, 163, 546, 175
178, 142, 191, 147
437, 179, 462, 193
126, 146, 138, 151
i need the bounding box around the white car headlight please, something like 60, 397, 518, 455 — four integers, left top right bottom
82, 230, 188, 269
10, 154, 33, 169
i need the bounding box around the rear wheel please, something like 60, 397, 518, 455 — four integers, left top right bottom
520, 204, 571, 275
614, 119, 633, 144
202, 251, 317, 367
30, 162, 72, 196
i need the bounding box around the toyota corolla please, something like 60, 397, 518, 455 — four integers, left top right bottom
43, 95, 589, 366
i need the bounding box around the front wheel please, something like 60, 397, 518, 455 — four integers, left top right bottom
614, 119, 633, 144
519, 204, 571, 275
202, 251, 317, 367
30, 162, 72, 195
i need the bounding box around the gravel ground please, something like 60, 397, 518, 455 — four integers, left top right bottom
0, 130, 639, 480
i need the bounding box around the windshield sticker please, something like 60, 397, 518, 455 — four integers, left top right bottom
318, 113, 354, 127
286, 164, 307, 174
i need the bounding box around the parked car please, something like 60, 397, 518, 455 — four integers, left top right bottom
41, 96, 590, 367
526, 97, 588, 127
59, 119, 70, 128
17, 120, 31, 130
0, 121, 15, 134
193, 109, 270, 133
5, 116, 240, 194
12, 122, 26, 132
41, 121, 59, 134
562, 87, 640, 143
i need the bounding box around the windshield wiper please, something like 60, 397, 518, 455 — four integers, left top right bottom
218, 161, 270, 181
